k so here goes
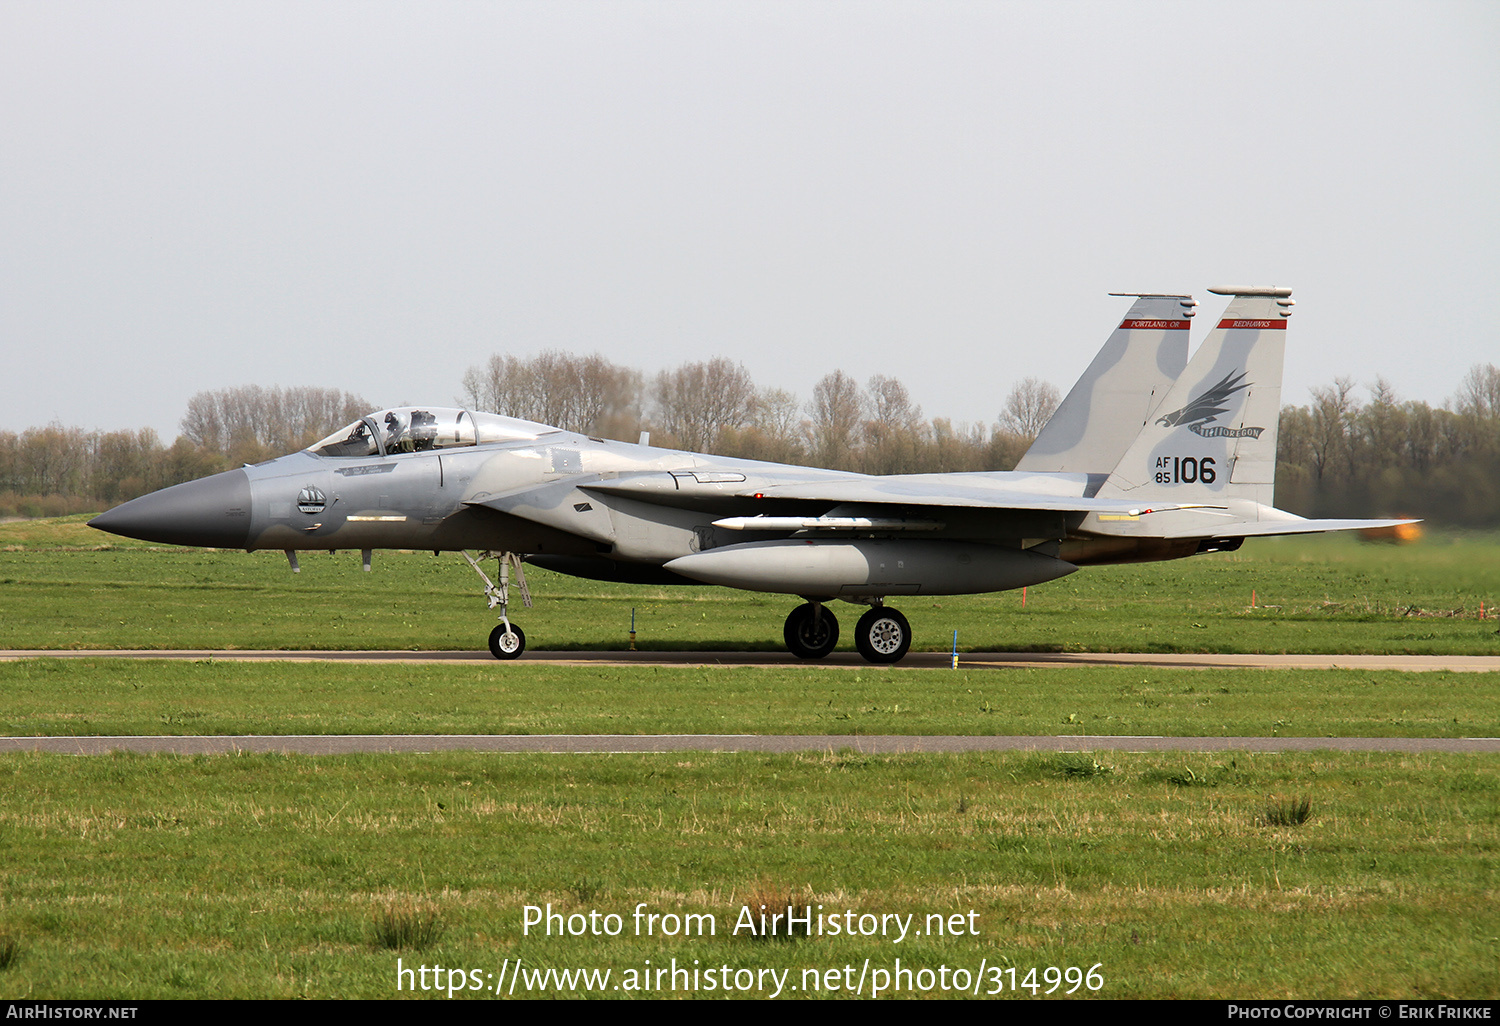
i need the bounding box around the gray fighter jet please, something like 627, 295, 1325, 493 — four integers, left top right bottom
90, 288, 1410, 663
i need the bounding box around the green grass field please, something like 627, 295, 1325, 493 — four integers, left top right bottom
0, 750, 1494, 999
2, 659, 1498, 738
0, 518, 1496, 999
2, 517, 1498, 655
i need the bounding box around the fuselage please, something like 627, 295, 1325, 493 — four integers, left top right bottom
89, 405, 1161, 588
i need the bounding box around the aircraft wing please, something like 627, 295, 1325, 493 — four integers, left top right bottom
726, 476, 1185, 516
578, 467, 1202, 516
473, 470, 1412, 555
468, 470, 1210, 555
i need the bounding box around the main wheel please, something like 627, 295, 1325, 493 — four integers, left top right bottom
488, 622, 526, 660
854, 607, 911, 664
783, 602, 839, 659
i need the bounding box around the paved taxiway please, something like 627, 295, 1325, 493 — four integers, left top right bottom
3, 649, 1498, 671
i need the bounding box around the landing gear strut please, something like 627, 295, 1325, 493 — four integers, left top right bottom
462, 551, 532, 660
783, 601, 839, 659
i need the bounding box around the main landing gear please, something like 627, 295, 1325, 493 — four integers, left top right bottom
784, 602, 839, 659
782, 601, 912, 665
462, 551, 531, 660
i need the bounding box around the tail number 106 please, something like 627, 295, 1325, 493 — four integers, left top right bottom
1155, 455, 1217, 485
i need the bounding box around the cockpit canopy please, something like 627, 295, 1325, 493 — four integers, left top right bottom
308, 407, 558, 458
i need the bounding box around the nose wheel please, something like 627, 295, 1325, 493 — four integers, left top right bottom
488, 622, 526, 659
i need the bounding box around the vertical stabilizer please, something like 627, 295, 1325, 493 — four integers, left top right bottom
1097, 288, 1294, 510
1015, 294, 1195, 473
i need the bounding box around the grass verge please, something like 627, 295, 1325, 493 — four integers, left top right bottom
0, 750, 1494, 998
2, 659, 1498, 738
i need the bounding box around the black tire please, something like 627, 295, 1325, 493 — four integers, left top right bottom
783, 602, 839, 659
854, 607, 911, 664
488, 623, 526, 660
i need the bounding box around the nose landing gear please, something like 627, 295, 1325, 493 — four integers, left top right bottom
462, 550, 532, 660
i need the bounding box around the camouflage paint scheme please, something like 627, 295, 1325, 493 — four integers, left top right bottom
90, 289, 1410, 663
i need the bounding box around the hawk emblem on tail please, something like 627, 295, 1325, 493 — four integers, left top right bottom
1156, 370, 1265, 439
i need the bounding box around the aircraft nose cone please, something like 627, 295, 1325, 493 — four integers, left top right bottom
89, 469, 253, 548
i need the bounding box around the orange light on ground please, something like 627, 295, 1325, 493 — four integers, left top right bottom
1358, 521, 1423, 544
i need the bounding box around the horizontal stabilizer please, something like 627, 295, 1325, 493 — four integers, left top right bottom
1175, 517, 1420, 540
1083, 510, 1421, 540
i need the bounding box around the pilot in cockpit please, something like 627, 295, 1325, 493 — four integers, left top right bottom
409, 409, 439, 451
384, 411, 415, 453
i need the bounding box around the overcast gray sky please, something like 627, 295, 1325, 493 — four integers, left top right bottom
3, 0, 1497, 443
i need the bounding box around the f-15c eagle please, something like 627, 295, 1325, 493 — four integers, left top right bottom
90, 288, 1409, 663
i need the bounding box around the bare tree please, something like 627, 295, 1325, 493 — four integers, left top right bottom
1455, 363, 1500, 421
90, 428, 164, 503
926, 418, 989, 473
4, 424, 91, 496
863, 375, 924, 474
1308, 376, 1358, 484
999, 377, 1061, 439
180, 386, 368, 463
807, 370, 865, 470
652, 358, 756, 452
461, 351, 641, 435
719, 386, 809, 465
751, 387, 803, 445
1361, 377, 1405, 471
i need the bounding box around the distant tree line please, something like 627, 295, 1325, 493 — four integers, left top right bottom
4, 359, 1498, 527
1277, 365, 1500, 526
0, 387, 367, 518
179, 385, 371, 465
459, 351, 1054, 475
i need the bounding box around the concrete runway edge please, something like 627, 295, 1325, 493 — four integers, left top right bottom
3, 649, 1499, 671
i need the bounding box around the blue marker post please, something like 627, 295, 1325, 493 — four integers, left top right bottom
951, 630, 959, 670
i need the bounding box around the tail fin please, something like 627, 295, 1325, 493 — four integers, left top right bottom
1015, 293, 1195, 473
1097, 287, 1294, 509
